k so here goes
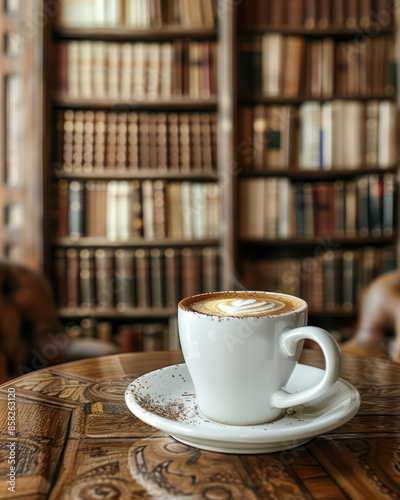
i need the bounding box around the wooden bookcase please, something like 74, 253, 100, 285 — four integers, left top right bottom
3, 0, 399, 346
234, 0, 400, 339
41, 0, 235, 347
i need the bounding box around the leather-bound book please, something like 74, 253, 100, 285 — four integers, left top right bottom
135, 248, 151, 308
95, 181, 107, 236
72, 110, 84, 172
317, 0, 330, 28
342, 250, 356, 311
57, 179, 69, 236
148, 113, 158, 169
127, 112, 139, 170
85, 181, 96, 236
303, 0, 317, 29
54, 249, 67, 307
82, 110, 94, 172
382, 173, 395, 237
202, 247, 218, 292
209, 41, 218, 96
156, 113, 168, 171
168, 113, 180, 171
286, 0, 303, 26
150, 248, 164, 307
139, 113, 150, 168
94, 111, 106, 170
253, 105, 267, 169
116, 325, 143, 352
368, 174, 383, 237
200, 113, 213, 171
131, 180, 143, 237
153, 180, 167, 239
115, 248, 135, 309
314, 183, 335, 236
270, 0, 284, 25
95, 248, 114, 307
179, 113, 191, 172
164, 248, 181, 307
66, 248, 80, 307
116, 113, 127, 170
69, 180, 85, 237
333, 180, 345, 236
181, 247, 202, 298
182, 41, 189, 95
344, 0, 357, 28
172, 40, 183, 96
190, 113, 202, 171
323, 251, 342, 311
80, 249, 96, 308
238, 107, 254, 168
106, 112, 117, 168
332, 0, 344, 27
357, 176, 370, 236
345, 181, 357, 236
359, 0, 371, 28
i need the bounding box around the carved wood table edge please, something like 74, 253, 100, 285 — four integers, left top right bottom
0, 349, 399, 499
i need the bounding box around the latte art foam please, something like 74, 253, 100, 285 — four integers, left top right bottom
198, 298, 286, 317
180, 291, 304, 318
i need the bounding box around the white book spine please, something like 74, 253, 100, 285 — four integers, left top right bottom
191, 183, 206, 239
147, 43, 161, 100
79, 41, 93, 98
105, 0, 122, 26
120, 43, 133, 99
93, 0, 106, 26
142, 180, 155, 239
278, 178, 292, 238
378, 100, 397, 167
160, 43, 172, 99
344, 101, 364, 169
180, 182, 193, 239
299, 102, 321, 170
92, 42, 106, 98
132, 43, 147, 100
107, 43, 121, 99
321, 102, 333, 170
117, 181, 132, 241
331, 100, 344, 168
67, 42, 80, 97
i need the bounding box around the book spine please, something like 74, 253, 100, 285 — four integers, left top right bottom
135, 248, 151, 308
95, 249, 114, 307
79, 249, 96, 307
69, 181, 85, 236
115, 249, 135, 309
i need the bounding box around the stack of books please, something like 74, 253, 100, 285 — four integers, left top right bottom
240, 35, 395, 97
53, 246, 219, 309
242, 246, 396, 312
56, 109, 217, 172
239, 0, 394, 31
56, 179, 220, 240
239, 173, 396, 239
57, 41, 217, 101
58, 0, 216, 28
239, 101, 397, 170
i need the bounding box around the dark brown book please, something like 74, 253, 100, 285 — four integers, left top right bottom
55, 110, 65, 168
286, 0, 304, 26
116, 112, 127, 170
156, 113, 168, 171
314, 183, 335, 237
182, 41, 189, 96
57, 179, 69, 236
323, 251, 342, 310
150, 248, 164, 307
135, 248, 151, 308
270, 0, 284, 25
130, 180, 143, 237
332, 0, 345, 26
127, 112, 139, 170
342, 250, 356, 311
116, 325, 143, 352
138, 113, 150, 168
200, 113, 213, 171
181, 248, 202, 298
72, 110, 84, 172
54, 249, 67, 307
345, 0, 358, 28
238, 107, 254, 167
317, 0, 330, 28
115, 249, 135, 309
80, 249, 96, 308
359, 0, 371, 28
168, 113, 180, 171
95, 249, 114, 307
179, 113, 191, 172
304, 0, 317, 29
190, 113, 202, 171
164, 248, 181, 307
202, 247, 218, 292
172, 40, 183, 96
147, 113, 158, 169
209, 41, 218, 96
82, 110, 94, 171
66, 248, 80, 307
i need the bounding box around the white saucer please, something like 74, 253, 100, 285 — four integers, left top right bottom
125, 363, 360, 454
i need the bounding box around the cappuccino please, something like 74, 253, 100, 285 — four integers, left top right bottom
180, 291, 304, 318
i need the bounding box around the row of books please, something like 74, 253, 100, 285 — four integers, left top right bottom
53, 246, 219, 309
242, 247, 396, 312
239, 0, 394, 31
240, 35, 395, 97
66, 320, 172, 352
56, 180, 220, 240
58, 0, 215, 28
239, 174, 396, 239
58, 40, 217, 101
56, 109, 217, 172
239, 101, 397, 170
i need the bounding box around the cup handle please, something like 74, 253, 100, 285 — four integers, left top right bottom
270, 326, 342, 409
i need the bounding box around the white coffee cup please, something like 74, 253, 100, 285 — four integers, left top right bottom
178, 291, 342, 425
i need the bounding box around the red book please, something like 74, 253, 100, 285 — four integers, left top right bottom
314, 183, 335, 236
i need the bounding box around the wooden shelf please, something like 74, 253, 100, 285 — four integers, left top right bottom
241, 236, 396, 246
52, 169, 218, 181
53, 26, 218, 41
53, 237, 220, 248
240, 166, 398, 180
239, 26, 394, 38
239, 94, 396, 105
54, 94, 218, 110
58, 306, 176, 319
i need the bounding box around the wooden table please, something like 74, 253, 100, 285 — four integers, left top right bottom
0, 350, 399, 499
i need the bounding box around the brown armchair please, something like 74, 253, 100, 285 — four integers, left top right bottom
0, 261, 118, 382
341, 270, 400, 362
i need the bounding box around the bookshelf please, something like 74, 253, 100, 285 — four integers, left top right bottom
235, 0, 400, 338
41, 0, 231, 349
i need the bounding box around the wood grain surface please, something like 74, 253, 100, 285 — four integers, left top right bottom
0, 350, 399, 499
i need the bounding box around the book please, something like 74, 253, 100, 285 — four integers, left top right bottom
95, 249, 114, 307
135, 248, 151, 308
115, 249, 135, 309
79, 249, 96, 307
